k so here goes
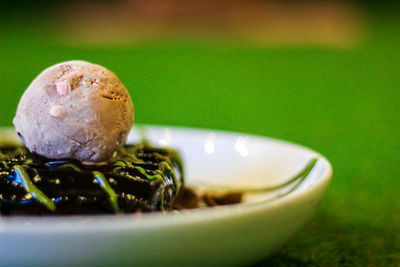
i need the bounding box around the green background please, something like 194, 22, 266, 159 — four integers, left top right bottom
1, 2, 399, 266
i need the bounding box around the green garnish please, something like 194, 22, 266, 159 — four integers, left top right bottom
119, 147, 143, 163
14, 165, 56, 212
247, 157, 318, 194
92, 171, 120, 213
60, 163, 82, 172
281, 157, 318, 195
135, 166, 164, 183
113, 161, 127, 167
197, 158, 319, 196
159, 161, 178, 187
2, 161, 9, 169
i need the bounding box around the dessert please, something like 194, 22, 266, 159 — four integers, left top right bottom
0, 61, 244, 216
1, 61, 183, 215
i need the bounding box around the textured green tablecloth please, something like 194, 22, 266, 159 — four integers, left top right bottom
0, 5, 399, 266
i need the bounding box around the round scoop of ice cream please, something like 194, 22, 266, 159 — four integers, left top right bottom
13, 60, 134, 162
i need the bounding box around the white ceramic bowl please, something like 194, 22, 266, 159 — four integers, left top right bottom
0, 125, 332, 267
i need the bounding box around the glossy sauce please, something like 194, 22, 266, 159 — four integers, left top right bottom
0, 144, 184, 215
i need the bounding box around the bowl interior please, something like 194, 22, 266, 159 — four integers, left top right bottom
0, 125, 331, 224
129, 125, 329, 204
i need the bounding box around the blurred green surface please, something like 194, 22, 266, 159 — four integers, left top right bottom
1, 3, 399, 266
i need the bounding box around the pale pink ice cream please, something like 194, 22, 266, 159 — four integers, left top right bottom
13, 60, 134, 162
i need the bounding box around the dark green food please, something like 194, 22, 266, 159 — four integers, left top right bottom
0, 144, 184, 215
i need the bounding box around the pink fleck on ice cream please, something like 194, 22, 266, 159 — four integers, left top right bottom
56, 81, 70, 96
13, 60, 134, 162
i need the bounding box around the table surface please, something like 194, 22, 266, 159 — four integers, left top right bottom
0, 3, 399, 266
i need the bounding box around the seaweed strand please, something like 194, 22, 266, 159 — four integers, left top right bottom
14, 165, 56, 212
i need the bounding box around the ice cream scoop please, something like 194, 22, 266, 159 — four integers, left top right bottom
13, 60, 134, 162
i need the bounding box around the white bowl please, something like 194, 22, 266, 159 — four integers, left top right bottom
0, 125, 332, 267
